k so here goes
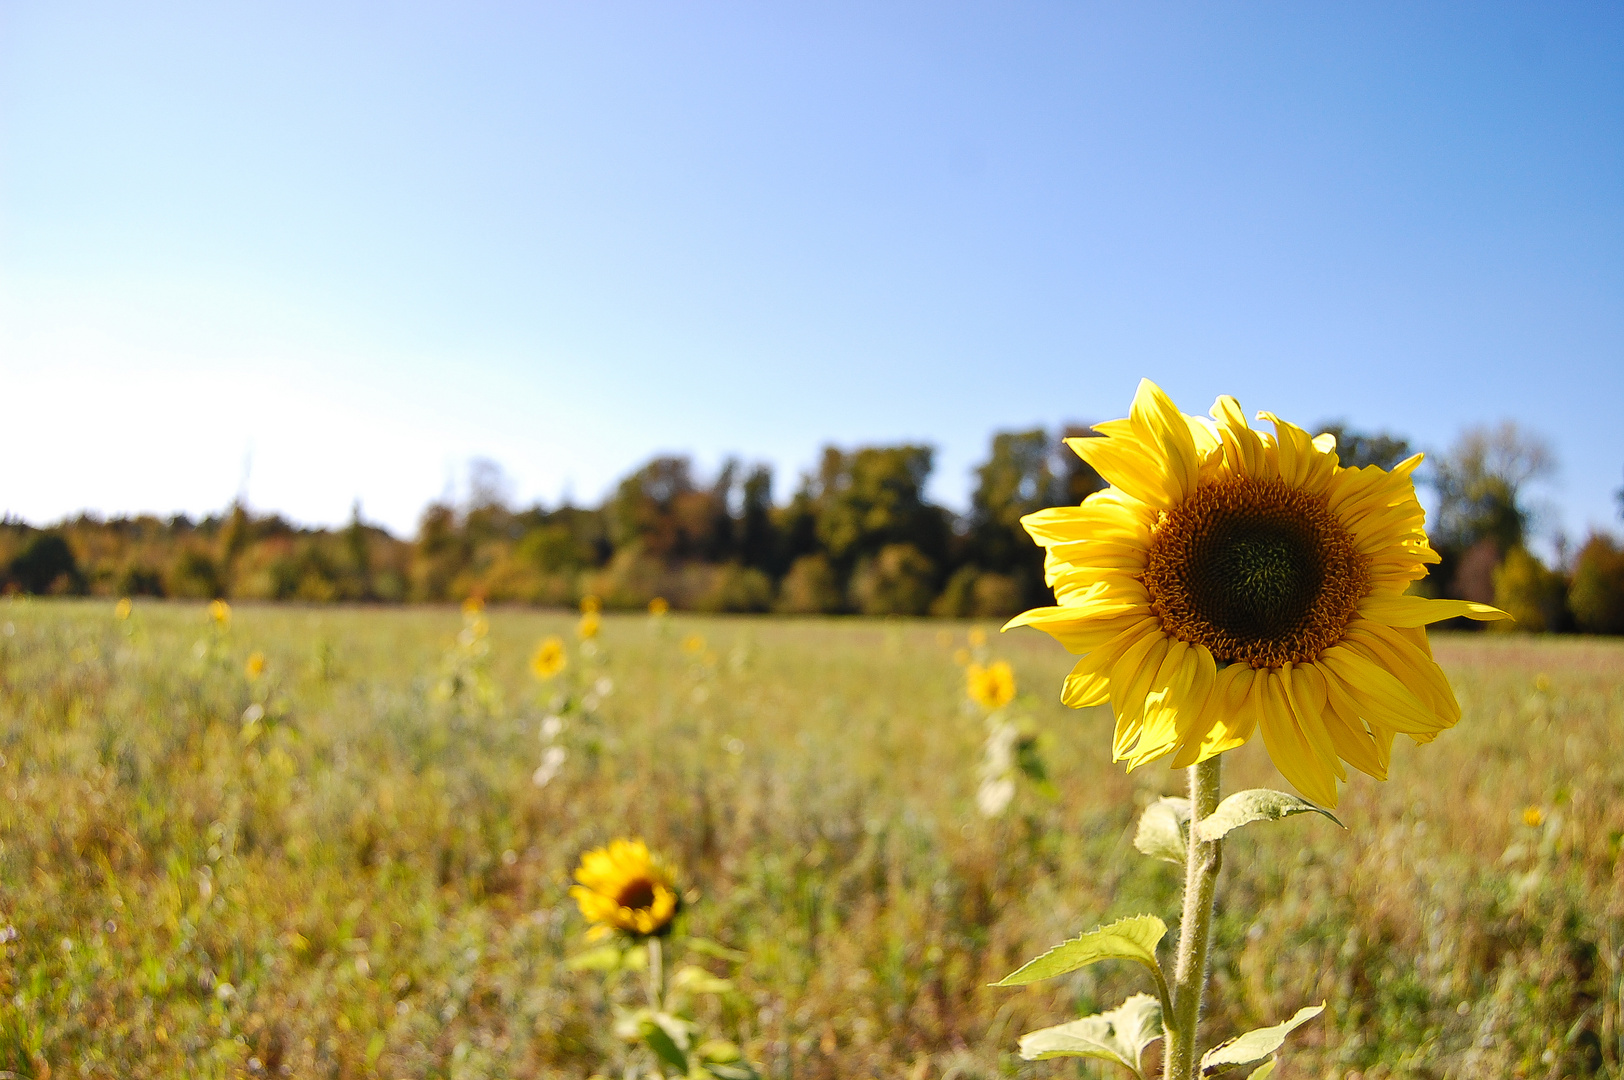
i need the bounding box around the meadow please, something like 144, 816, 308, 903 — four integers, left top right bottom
0, 599, 1620, 1079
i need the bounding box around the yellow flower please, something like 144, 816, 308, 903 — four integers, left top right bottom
577, 611, 602, 640
967, 628, 988, 647
569, 839, 680, 940
1522, 805, 1544, 828
209, 599, 231, 627
648, 597, 670, 616
681, 634, 706, 655
114, 598, 132, 621
1007, 379, 1510, 807
967, 660, 1017, 710
952, 647, 971, 667
462, 596, 485, 616
245, 651, 266, 680
530, 636, 567, 680
580, 595, 603, 615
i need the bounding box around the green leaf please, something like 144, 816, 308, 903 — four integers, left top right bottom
1194, 790, 1342, 843
642, 1011, 694, 1073
564, 945, 626, 971
701, 1064, 761, 1080
1200, 1004, 1325, 1073
1017, 993, 1163, 1079
684, 936, 749, 963
1245, 1060, 1278, 1079
995, 915, 1167, 986
671, 965, 734, 995
1134, 796, 1192, 864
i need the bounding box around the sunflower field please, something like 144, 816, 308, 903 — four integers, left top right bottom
0, 598, 1619, 1079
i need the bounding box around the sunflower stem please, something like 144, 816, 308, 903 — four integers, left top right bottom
646, 937, 664, 1012
1166, 755, 1222, 1080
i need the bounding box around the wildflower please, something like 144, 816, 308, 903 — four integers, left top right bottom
245, 651, 266, 680
1008, 379, 1510, 807
577, 611, 602, 640
114, 598, 132, 621
681, 634, 706, 655
208, 599, 231, 627
530, 636, 567, 679
1522, 805, 1544, 828
967, 660, 1017, 710
968, 628, 988, 647
648, 597, 670, 616
580, 595, 603, 615
462, 596, 485, 616
569, 839, 679, 940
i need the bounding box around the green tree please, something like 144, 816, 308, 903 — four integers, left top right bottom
1313, 422, 1414, 471
1432, 421, 1554, 554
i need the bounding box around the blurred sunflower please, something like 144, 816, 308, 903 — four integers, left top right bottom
530, 636, 567, 680
570, 839, 680, 940
648, 597, 670, 616
580, 595, 603, 615
114, 598, 132, 621
208, 599, 231, 627
245, 651, 266, 680
967, 660, 1016, 710
577, 611, 602, 640
1008, 379, 1509, 806
681, 634, 706, 655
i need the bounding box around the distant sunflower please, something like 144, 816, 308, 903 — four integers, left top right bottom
569, 839, 680, 940
530, 636, 567, 680
967, 660, 1017, 710
648, 597, 670, 616
1008, 380, 1508, 806
577, 611, 602, 640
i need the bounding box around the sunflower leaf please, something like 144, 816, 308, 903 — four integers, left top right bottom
1245, 1060, 1278, 1079
684, 936, 749, 963
1200, 1004, 1324, 1072
1194, 790, 1342, 843
671, 965, 734, 995
1017, 993, 1162, 1079
1134, 797, 1192, 865
994, 915, 1167, 986
640, 1011, 693, 1072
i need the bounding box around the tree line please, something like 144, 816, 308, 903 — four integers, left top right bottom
4, 422, 1622, 631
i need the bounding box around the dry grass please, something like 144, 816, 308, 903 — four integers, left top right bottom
0, 599, 1620, 1079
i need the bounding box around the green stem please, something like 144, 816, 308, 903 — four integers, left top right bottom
1165, 756, 1223, 1080
647, 937, 664, 1012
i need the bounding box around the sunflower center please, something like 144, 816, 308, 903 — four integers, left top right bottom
615, 877, 658, 912
1143, 477, 1367, 667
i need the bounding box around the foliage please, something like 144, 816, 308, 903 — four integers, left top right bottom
1568, 534, 1624, 634
1492, 546, 1569, 633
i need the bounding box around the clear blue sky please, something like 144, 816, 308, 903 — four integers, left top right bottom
2, 2, 1620, 545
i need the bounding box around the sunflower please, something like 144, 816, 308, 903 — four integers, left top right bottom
967, 660, 1017, 710
1007, 380, 1508, 807
569, 839, 680, 940
577, 611, 602, 640
530, 636, 567, 680
245, 651, 267, 680
648, 596, 670, 616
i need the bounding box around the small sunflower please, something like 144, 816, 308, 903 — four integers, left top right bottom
530, 636, 567, 680
114, 598, 132, 621
580, 595, 603, 615
208, 599, 231, 627
569, 839, 680, 940
648, 597, 670, 616
967, 660, 1017, 710
577, 611, 602, 640
245, 651, 267, 680
1008, 380, 1508, 807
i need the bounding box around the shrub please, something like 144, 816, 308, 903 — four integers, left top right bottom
1492, 546, 1567, 632
6, 533, 82, 594
848, 543, 936, 616
776, 554, 843, 614
1568, 534, 1624, 634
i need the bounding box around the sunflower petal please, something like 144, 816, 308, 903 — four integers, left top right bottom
1060, 618, 1162, 708
1172, 662, 1259, 768
1319, 646, 1444, 735
1359, 594, 1512, 626
1256, 669, 1339, 807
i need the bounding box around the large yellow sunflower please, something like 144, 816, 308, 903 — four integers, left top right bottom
569, 839, 680, 940
1007, 380, 1508, 806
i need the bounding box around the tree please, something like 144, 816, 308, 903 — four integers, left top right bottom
811, 445, 950, 574
1313, 422, 1414, 471
1568, 535, 1624, 634
6, 533, 81, 594
1431, 421, 1555, 554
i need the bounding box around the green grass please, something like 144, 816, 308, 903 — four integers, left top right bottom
1, 598, 1621, 1079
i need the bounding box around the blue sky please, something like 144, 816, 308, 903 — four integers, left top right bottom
1, 2, 1620, 545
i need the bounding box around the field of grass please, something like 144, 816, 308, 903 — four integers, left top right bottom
0, 599, 1621, 1079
